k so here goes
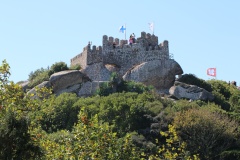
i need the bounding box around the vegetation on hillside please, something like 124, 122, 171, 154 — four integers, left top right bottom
1, 60, 240, 159
28, 62, 69, 88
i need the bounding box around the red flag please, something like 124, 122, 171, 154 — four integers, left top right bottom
207, 68, 216, 77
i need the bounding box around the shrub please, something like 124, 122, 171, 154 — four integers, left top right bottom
208, 80, 231, 100
28, 71, 49, 88
149, 124, 200, 160
212, 90, 231, 111
69, 64, 81, 70
28, 67, 47, 81
0, 60, 42, 159
39, 93, 79, 132
173, 108, 239, 160
40, 108, 142, 159
0, 110, 42, 159
74, 92, 159, 136
178, 74, 212, 92
96, 80, 154, 96
220, 150, 240, 160
48, 61, 69, 76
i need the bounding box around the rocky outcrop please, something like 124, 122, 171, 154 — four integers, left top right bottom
27, 81, 51, 99
123, 59, 183, 90
80, 63, 119, 81
55, 84, 81, 96
169, 81, 214, 101
19, 81, 31, 92
23, 32, 186, 97
77, 81, 107, 97
23, 59, 184, 98
49, 70, 91, 94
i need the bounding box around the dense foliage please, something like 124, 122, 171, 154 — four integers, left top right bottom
178, 73, 212, 92
96, 72, 154, 96
2, 60, 240, 159
174, 108, 239, 159
28, 61, 69, 88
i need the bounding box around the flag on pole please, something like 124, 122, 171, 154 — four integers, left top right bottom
148, 22, 154, 33
207, 68, 216, 77
119, 25, 126, 33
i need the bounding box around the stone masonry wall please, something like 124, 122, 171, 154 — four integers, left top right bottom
86, 45, 103, 65
70, 31, 170, 75
71, 44, 103, 69
70, 47, 88, 68
101, 31, 169, 75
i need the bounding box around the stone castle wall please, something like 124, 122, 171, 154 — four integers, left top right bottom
70, 44, 103, 68
70, 31, 170, 73
70, 48, 88, 68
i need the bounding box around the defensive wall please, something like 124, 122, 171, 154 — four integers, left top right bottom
70, 31, 170, 73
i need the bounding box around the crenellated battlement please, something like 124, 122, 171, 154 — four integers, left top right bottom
70, 31, 170, 73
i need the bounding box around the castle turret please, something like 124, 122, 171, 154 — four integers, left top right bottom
163, 40, 169, 51
115, 38, 119, 45
102, 35, 108, 50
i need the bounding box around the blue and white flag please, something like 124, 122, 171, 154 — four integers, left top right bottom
119, 25, 126, 33
148, 22, 154, 32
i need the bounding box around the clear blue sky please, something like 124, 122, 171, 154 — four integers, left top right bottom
1, 1, 240, 85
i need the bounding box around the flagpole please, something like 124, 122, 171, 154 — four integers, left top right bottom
153, 21, 154, 35
125, 23, 126, 40
215, 67, 217, 80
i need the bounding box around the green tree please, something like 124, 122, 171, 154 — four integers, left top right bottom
0, 59, 10, 85
173, 108, 239, 160
0, 110, 42, 159
48, 61, 69, 76
74, 92, 157, 136
69, 64, 81, 70
28, 67, 50, 88
149, 124, 199, 160
178, 74, 212, 92
38, 93, 79, 133
40, 108, 141, 159
0, 60, 42, 159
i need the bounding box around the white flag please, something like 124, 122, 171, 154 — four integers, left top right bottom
149, 22, 154, 32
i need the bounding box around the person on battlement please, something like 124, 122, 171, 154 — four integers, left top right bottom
131, 33, 136, 43
129, 35, 133, 46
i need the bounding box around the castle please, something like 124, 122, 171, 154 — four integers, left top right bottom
70, 31, 171, 76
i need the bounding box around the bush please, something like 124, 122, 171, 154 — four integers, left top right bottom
40, 108, 142, 159
178, 74, 212, 92
39, 93, 79, 132
96, 79, 154, 96
220, 150, 240, 160
28, 62, 69, 88
95, 82, 114, 96
48, 61, 69, 76
69, 64, 81, 70
0, 110, 42, 159
74, 92, 160, 136
28, 68, 47, 81
173, 108, 239, 159
208, 80, 231, 100
28, 71, 49, 88
212, 90, 231, 111
0, 60, 42, 159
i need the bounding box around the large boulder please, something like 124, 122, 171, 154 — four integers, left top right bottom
77, 81, 107, 97
49, 70, 91, 94
19, 81, 31, 92
169, 81, 214, 101
27, 81, 51, 99
122, 59, 183, 90
55, 84, 81, 96
81, 62, 119, 81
